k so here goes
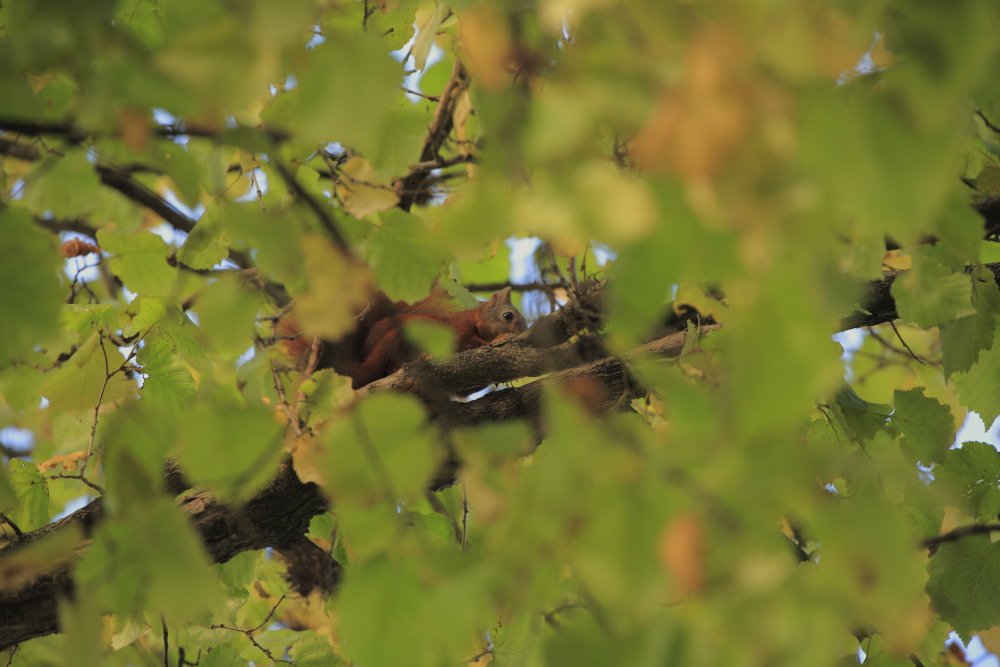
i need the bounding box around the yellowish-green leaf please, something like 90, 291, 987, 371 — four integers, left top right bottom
337, 157, 400, 218
97, 229, 176, 296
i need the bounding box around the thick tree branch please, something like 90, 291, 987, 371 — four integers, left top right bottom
839, 262, 1000, 331
0, 462, 330, 651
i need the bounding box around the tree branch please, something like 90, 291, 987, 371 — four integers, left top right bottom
921, 522, 1000, 552
394, 61, 472, 211
0, 462, 330, 651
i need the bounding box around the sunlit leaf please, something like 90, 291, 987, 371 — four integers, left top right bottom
927, 536, 1000, 637
0, 208, 62, 365
97, 229, 176, 297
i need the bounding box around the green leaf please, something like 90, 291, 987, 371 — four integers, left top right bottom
138, 337, 198, 413
100, 402, 177, 513
192, 274, 261, 360
177, 206, 231, 270
941, 315, 990, 377
952, 326, 1000, 426
199, 645, 248, 667
295, 33, 402, 152
411, 3, 449, 72
60, 304, 116, 335
155, 17, 261, 110
289, 634, 348, 667
216, 551, 260, 596
8, 458, 49, 531
891, 253, 976, 329
337, 558, 486, 666
0, 465, 15, 508
229, 205, 306, 285
109, 614, 151, 652
935, 442, 1000, 522
0, 363, 46, 413
859, 635, 918, 667
22, 152, 104, 219
891, 387, 954, 464
57, 589, 104, 667
176, 398, 284, 502
41, 331, 137, 413
97, 229, 176, 296
322, 393, 438, 505
400, 509, 456, 545
75, 498, 226, 620
927, 535, 1000, 637
0, 208, 63, 365
367, 209, 445, 301
832, 385, 892, 444
368, 106, 431, 179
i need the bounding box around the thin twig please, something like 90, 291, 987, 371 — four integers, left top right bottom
977, 109, 1000, 135
210, 595, 290, 664
161, 615, 169, 667
400, 87, 440, 102
0, 512, 24, 540
888, 321, 925, 365
461, 484, 469, 552
248, 165, 266, 211
88, 330, 112, 459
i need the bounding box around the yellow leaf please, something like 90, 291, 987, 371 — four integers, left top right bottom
978, 626, 1000, 657
117, 107, 151, 153
290, 431, 325, 486
37, 449, 90, 473
459, 6, 511, 91
337, 157, 399, 219
658, 512, 706, 594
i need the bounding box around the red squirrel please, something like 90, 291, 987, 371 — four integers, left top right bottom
282, 287, 527, 389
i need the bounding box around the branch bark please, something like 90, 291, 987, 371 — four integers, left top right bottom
393, 61, 472, 211
0, 462, 330, 651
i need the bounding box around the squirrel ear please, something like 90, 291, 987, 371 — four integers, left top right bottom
493, 286, 513, 303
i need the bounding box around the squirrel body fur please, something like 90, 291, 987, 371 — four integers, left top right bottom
282, 287, 527, 389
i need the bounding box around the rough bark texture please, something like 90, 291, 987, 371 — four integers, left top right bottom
0, 463, 330, 651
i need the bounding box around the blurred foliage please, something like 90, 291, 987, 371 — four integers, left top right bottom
2, 0, 1000, 665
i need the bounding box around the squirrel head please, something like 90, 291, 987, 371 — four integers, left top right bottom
479, 287, 527, 341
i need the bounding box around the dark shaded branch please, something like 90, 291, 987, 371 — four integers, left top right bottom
271, 160, 353, 256
0, 462, 331, 651
839, 262, 1000, 331
395, 61, 472, 212
464, 281, 564, 294
840, 272, 901, 330
974, 195, 1000, 241
0, 136, 41, 161
921, 522, 1000, 552
0, 117, 287, 145
95, 165, 197, 234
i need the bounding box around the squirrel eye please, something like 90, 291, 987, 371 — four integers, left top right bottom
503, 311, 514, 321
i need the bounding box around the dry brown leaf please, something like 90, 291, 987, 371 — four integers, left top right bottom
37, 449, 89, 473
118, 107, 152, 153
657, 512, 706, 594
